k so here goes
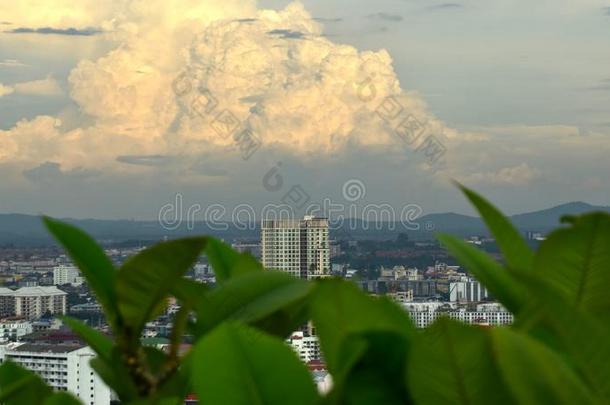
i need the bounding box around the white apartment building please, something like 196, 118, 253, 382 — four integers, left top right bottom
0, 286, 67, 320
403, 302, 513, 328
261, 216, 330, 279
287, 331, 321, 363
0, 319, 33, 343
53, 265, 83, 286
449, 307, 513, 326
0, 343, 112, 405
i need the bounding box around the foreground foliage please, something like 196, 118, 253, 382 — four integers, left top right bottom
1, 185, 609, 404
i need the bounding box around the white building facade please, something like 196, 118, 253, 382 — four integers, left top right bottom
287, 331, 322, 363
449, 279, 489, 302
0, 343, 112, 405
53, 265, 83, 286
0, 319, 33, 343
404, 302, 513, 328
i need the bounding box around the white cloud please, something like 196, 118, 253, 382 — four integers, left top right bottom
0, 0, 456, 176
0, 77, 64, 97
0, 59, 28, 67
13, 77, 63, 96
0, 0, 118, 30
0, 83, 14, 97
462, 163, 541, 186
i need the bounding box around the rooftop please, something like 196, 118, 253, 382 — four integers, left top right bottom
0, 286, 67, 297
10, 343, 85, 354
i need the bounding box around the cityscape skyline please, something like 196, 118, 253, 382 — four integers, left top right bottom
1, 2, 608, 404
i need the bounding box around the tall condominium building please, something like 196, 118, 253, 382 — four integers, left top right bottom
0, 343, 112, 405
261, 216, 330, 279
53, 265, 83, 286
0, 287, 67, 320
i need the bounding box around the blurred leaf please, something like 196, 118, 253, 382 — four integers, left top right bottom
192, 322, 319, 405
43, 217, 119, 329
309, 279, 413, 379
491, 327, 593, 404
512, 270, 610, 400
151, 350, 195, 404
0, 361, 53, 404
193, 271, 313, 338
171, 278, 209, 308
408, 319, 593, 405
534, 213, 610, 316
437, 233, 526, 313
42, 392, 82, 405
206, 239, 262, 282
61, 317, 113, 362
90, 349, 140, 401
143, 346, 169, 375
116, 237, 207, 334
408, 319, 513, 405
329, 331, 412, 405
457, 184, 534, 270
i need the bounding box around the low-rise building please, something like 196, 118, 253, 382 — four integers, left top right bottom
0, 286, 67, 319
287, 331, 321, 363
403, 302, 513, 328
0, 343, 112, 405
0, 319, 33, 343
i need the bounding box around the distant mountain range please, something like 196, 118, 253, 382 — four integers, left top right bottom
1, 202, 609, 246
417, 201, 610, 235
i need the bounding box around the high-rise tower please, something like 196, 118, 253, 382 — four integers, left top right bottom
261, 216, 330, 279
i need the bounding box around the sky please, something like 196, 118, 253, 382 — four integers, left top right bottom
0, 0, 609, 221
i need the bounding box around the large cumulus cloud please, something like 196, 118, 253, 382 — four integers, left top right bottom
0, 0, 455, 178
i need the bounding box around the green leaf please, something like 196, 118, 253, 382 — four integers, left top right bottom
43, 217, 119, 330
171, 278, 209, 308
332, 331, 412, 405
512, 270, 610, 400
533, 212, 610, 316
116, 237, 207, 334
408, 319, 593, 405
491, 327, 593, 404
309, 279, 414, 378
61, 317, 113, 362
206, 238, 262, 282
0, 361, 53, 405
42, 392, 82, 405
151, 350, 196, 405
437, 233, 526, 313
191, 322, 319, 405
457, 183, 534, 271
408, 319, 514, 405
89, 349, 140, 401
193, 271, 313, 338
